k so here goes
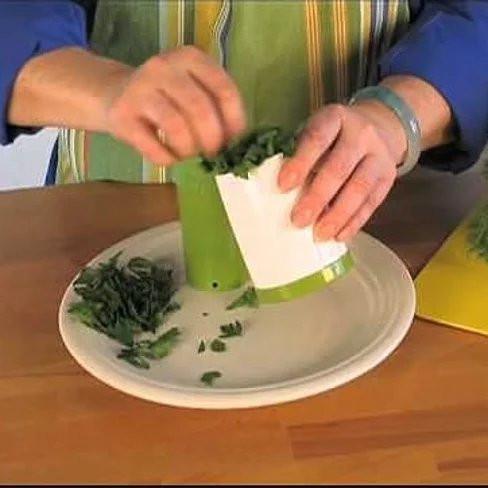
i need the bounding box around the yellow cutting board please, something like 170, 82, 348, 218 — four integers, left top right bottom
415, 212, 488, 336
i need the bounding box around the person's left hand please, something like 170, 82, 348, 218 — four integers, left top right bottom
278, 101, 408, 242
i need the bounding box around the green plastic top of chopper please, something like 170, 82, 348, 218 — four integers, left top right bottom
172, 158, 249, 292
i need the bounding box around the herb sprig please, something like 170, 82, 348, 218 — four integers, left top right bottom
117, 327, 181, 369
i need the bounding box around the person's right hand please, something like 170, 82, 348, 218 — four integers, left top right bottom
102, 45, 246, 166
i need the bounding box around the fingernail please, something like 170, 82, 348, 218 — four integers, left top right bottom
279, 170, 299, 192
337, 231, 353, 244
314, 223, 335, 241
292, 206, 313, 227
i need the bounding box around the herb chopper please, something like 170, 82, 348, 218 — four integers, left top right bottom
173, 134, 353, 304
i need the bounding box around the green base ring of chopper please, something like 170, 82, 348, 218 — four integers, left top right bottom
255, 252, 354, 304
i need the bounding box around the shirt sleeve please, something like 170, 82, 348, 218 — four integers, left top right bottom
0, 0, 88, 145
380, 1, 488, 172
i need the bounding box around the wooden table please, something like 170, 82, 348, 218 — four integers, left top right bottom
1, 168, 487, 484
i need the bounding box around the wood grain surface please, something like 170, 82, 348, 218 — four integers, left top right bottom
0, 167, 487, 484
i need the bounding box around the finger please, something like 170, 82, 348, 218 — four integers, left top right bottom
171, 45, 245, 137
313, 156, 381, 241
189, 62, 246, 139
117, 119, 177, 166
278, 104, 344, 192
336, 177, 394, 241
159, 71, 225, 156
291, 131, 365, 228
142, 93, 197, 159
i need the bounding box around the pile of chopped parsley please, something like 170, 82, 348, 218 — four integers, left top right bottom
68, 252, 181, 369
69, 254, 258, 386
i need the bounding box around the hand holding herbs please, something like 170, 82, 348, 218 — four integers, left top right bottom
99, 46, 245, 167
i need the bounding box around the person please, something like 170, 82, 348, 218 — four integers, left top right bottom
1, 0, 487, 242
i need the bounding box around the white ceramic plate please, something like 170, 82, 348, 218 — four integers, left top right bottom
59, 223, 415, 409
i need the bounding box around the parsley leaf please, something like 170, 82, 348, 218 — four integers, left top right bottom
210, 338, 227, 352
219, 320, 243, 338
226, 287, 258, 310
200, 371, 222, 386
117, 327, 181, 368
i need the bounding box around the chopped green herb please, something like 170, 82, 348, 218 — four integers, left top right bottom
117, 327, 181, 368
468, 158, 488, 260
149, 327, 181, 358
200, 371, 222, 386
68, 253, 178, 346
219, 320, 243, 338
226, 287, 259, 310
165, 301, 181, 314
469, 202, 488, 261
198, 340, 206, 354
210, 338, 227, 352
118, 353, 150, 370
201, 126, 300, 179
